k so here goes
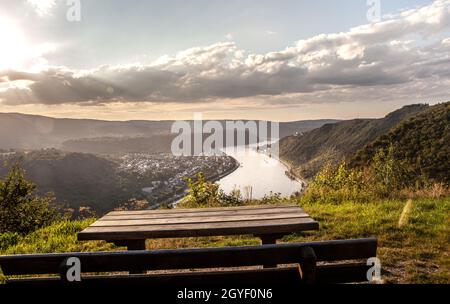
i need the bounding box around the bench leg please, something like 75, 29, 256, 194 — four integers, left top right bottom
299, 247, 317, 284
258, 234, 285, 268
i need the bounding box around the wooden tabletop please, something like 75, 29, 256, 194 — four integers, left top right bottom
77, 205, 319, 242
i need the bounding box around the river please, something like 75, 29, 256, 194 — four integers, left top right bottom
217, 144, 304, 199
159, 144, 304, 208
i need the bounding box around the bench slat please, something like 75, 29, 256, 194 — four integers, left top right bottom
5, 263, 373, 286
0, 238, 377, 276
316, 263, 372, 284
6, 267, 302, 287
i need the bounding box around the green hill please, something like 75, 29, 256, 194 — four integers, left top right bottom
279, 104, 429, 178
351, 102, 450, 185
0, 150, 130, 214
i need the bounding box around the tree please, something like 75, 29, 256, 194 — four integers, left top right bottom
0, 164, 59, 234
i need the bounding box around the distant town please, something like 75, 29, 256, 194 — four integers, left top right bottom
116, 153, 239, 207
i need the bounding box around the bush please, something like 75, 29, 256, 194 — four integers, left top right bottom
300, 161, 371, 204
0, 164, 59, 234
300, 146, 416, 204
179, 173, 244, 208
370, 145, 408, 197
179, 173, 291, 208
0, 232, 20, 251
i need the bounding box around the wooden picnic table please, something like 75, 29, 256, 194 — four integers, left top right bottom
78, 205, 319, 250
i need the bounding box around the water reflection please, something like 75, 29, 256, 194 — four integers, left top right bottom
217, 144, 303, 199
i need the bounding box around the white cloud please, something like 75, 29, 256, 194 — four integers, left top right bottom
225, 33, 233, 40
27, 0, 57, 16
1, 0, 450, 106
266, 30, 277, 35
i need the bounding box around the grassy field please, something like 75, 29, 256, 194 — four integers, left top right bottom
1, 197, 448, 284
296, 198, 450, 283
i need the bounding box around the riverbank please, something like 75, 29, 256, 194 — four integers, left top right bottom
270, 153, 307, 186
253, 145, 307, 188
148, 156, 241, 209
208, 157, 241, 184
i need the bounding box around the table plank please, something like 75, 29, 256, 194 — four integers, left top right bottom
101, 207, 306, 221
92, 213, 311, 227
107, 205, 300, 216
78, 217, 319, 240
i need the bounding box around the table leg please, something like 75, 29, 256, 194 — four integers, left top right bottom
257, 234, 285, 268
260, 235, 279, 245
113, 240, 147, 274
125, 240, 147, 251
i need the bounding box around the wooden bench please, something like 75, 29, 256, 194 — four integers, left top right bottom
0, 238, 377, 286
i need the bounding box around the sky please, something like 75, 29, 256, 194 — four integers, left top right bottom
0, 0, 449, 121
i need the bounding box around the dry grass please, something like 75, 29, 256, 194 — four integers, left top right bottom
399, 183, 450, 200
398, 199, 413, 228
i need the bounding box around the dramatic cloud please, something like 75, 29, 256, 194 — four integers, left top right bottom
1, 0, 449, 106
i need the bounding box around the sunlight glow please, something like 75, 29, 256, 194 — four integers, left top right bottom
0, 15, 56, 71
0, 16, 29, 70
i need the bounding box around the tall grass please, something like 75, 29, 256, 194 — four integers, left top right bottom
300, 147, 449, 205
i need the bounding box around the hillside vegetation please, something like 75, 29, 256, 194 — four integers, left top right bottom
352, 102, 450, 186
0, 150, 240, 215
279, 104, 428, 178
0, 150, 130, 214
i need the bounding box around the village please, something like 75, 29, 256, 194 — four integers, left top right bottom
117, 152, 239, 206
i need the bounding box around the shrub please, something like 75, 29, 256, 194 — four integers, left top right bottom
300, 146, 414, 204
369, 145, 408, 197
0, 164, 59, 234
179, 173, 244, 208
179, 173, 293, 208
300, 161, 371, 204
0, 232, 20, 251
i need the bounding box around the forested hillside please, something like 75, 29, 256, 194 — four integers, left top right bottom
352, 102, 450, 185
279, 104, 428, 178
0, 150, 129, 214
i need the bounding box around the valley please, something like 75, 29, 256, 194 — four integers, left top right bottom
0, 150, 238, 215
